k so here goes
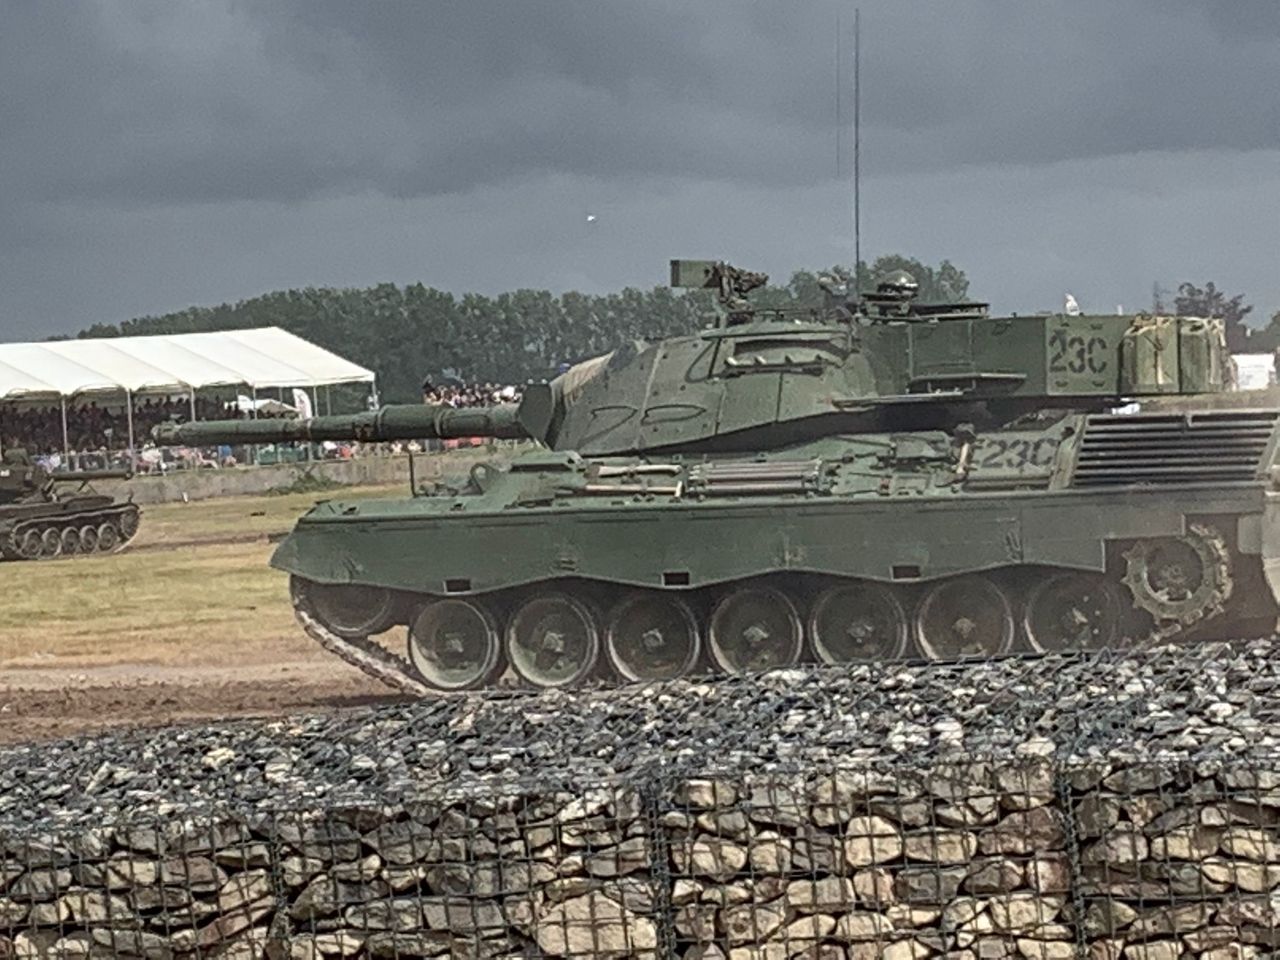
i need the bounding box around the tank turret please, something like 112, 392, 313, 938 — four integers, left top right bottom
146, 260, 1279, 697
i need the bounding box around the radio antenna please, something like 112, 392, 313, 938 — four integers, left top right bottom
853, 7, 862, 280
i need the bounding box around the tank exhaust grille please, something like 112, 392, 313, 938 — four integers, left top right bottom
1073, 410, 1278, 486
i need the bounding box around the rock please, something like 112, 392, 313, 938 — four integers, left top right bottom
988, 895, 1064, 934
1121, 942, 1180, 960
587, 837, 649, 877
748, 833, 792, 875
61, 889, 133, 924
903, 829, 977, 864
89, 927, 173, 958
979, 808, 1063, 856
894, 866, 965, 904
5, 867, 72, 902
843, 816, 903, 867
676, 780, 738, 810
1201, 857, 1280, 892
721, 899, 787, 944
1081, 826, 1148, 865
835, 912, 895, 940
965, 858, 1024, 894
535, 892, 657, 957
1220, 826, 1280, 861
851, 867, 895, 905
421, 896, 507, 934
784, 876, 854, 913
791, 834, 846, 875
745, 784, 807, 829
344, 898, 424, 932
673, 837, 749, 881
1015, 939, 1074, 960
1025, 855, 1070, 894
1148, 824, 1221, 860
1127, 902, 1214, 936
363, 931, 451, 958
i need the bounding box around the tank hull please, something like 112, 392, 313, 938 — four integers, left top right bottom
269, 408, 1280, 692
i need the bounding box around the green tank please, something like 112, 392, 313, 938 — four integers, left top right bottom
153, 262, 1280, 694
0, 450, 139, 560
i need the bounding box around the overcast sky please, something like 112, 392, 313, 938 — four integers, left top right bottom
3, 0, 1279, 341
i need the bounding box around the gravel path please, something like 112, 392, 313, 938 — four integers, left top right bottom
1, 640, 1276, 833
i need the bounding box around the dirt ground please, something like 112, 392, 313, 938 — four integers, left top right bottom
0, 485, 409, 744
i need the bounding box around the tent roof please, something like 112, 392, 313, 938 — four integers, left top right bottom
0, 328, 374, 400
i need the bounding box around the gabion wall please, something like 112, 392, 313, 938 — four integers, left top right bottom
5, 756, 1280, 958
3, 641, 1279, 958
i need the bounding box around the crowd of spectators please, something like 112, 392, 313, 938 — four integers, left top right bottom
1, 382, 523, 473
421, 381, 521, 406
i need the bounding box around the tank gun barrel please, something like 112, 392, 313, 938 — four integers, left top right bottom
151, 403, 530, 447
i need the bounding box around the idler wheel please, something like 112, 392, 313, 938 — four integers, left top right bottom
119, 508, 140, 541
39, 528, 62, 559
808, 582, 909, 663
605, 593, 701, 682
78, 525, 99, 553
915, 575, 1015, 660
17, 529, 42, 560
408, 599, 502, 691
506, 593, 600, 689
1024, 572, 1123, 653
708, 586, 803, 676
296, 578, 397, 639
59, 527, 80, 556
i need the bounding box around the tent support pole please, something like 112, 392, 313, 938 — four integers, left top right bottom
60, 397, 70, 464
189, 388, 197, 421
125, 390, 136, 462
325, 385, 332, 415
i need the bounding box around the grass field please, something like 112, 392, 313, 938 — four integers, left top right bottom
0, 484, 402, 669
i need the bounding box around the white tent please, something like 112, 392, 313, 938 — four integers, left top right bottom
0, 327, 374, 398
0, 327, 375, 455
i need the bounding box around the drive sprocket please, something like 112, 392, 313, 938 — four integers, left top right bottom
1121, 523, 1232, 638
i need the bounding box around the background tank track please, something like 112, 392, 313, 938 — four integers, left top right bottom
288, 524, 1252, 696
0, 502, 141, 561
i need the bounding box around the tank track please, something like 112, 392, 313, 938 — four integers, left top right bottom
0, 503, 141, 562
289, 526, 1255, 697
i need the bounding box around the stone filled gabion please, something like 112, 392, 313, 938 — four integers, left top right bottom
2, 639, 1280, 958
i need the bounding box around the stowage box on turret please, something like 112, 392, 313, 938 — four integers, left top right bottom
154, 262, 1280, 694
0, 450, 138, 560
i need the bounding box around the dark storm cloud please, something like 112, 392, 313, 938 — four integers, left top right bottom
5, 0, 1280, 210
2, 1, 1280, 340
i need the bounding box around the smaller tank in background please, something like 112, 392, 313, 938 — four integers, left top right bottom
0, 449, 139, 560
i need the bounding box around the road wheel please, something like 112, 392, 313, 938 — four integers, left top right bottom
605, 593, 701, 682
809, 582, 909, 663
506, 593, 600, 689
1024, 572, 1123, 653
408, 598, 502, 691
915, 575, 1015, 660
708, 586, 803, 676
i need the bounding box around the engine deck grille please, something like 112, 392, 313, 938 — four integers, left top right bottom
1072, 410, 1278, 486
